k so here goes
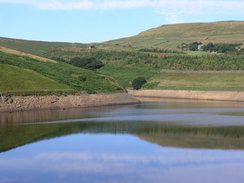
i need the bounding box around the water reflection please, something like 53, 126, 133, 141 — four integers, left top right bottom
1, 101, 244, 152
1, 134, 244, 183
1, 101, 244, 183
0, 105, 121, 125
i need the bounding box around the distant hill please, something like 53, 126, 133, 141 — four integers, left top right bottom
0, 37, 88, 56
106, 21, 244, 49
1, 21, 243, 52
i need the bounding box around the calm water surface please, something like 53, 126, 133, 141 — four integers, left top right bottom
1, 99, 244, 183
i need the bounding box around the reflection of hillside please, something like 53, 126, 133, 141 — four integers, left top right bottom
0, 106, 116, 125
0, 121, 147, 152
138, 133, 244, 150
1, 121, 244, 153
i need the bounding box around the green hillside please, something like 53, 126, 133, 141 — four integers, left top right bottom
37, 45, 244, 90
1, 21, 243, 54
99, 56, 244, 91
106, 21, 244, 49
0, 64, 71, 93
0, 51, 123, 95
0, 21, 244, 94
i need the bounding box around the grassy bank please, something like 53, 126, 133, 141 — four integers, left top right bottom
144, 72, 244, 91
0, 51, 123, 95
0, 64, 72, 94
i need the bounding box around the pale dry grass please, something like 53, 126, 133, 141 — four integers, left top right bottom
0, 47, 57, 63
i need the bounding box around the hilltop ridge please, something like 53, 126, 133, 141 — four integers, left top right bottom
106, 21, 244, 49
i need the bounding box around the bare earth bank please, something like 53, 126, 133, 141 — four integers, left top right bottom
0, 93, 140, 113
2, 90, 244, 113
128, 90, 244, 102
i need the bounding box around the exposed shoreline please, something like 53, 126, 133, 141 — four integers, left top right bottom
0, 93, 140, 113
128, 89, 244, 102
2, 89, 244, 113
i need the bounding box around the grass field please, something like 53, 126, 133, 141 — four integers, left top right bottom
0, 64, 71, 93
145, 72, 244, 91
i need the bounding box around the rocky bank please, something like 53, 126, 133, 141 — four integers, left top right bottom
0, 93, 140, 113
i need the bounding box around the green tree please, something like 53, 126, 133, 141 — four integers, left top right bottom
132, 77, 147, 90
70, 57, 104, 70
188, 42, 199, 51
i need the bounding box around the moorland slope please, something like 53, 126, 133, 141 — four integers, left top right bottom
107, 21, 244, 48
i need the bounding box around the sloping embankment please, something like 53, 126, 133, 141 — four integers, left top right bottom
0, 93, 139, 112
128, 89, 244, 102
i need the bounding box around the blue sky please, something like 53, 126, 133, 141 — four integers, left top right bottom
0, 0, 243, 43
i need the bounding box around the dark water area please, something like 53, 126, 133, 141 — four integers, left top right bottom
1, 100, 244, 183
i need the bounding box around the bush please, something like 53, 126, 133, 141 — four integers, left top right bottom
132, 77, 147, 90
188, 42, 199, 51
202, 43, 241, 53
70, 57, 104, 70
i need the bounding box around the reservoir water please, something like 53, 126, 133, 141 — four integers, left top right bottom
1, 99, 244, 183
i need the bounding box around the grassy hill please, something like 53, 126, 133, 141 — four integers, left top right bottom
0, 51, 123, 95
99, 57, 244, 91
106, 21, 244, 49
36, 45, 244, 90
1, 21, 244, 94
0, 64, 71, 93
1, 21, 243, 54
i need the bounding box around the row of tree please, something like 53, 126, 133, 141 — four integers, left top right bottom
181, 42, 243, 53
202, 43, 242, 53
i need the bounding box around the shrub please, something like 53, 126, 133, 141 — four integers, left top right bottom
202, 43, 241, 53
132, 77, 147, 90
188, 42, 199, 51
70, 57, 104, 70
